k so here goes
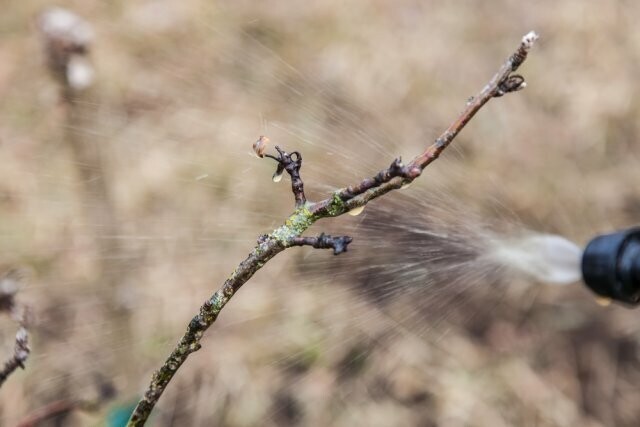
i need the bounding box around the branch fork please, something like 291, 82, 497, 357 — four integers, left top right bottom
262, 145, 352, 254
128, 31, 539, 426
265, 145, 306, 207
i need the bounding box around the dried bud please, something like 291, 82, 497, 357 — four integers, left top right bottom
521, 31, 539, 50
253, 135, 269, 158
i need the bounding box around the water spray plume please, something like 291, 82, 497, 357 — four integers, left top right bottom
488, 227, 640, 307
487, 234, 582, 285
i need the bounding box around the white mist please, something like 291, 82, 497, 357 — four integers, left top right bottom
487, 234, 583, 285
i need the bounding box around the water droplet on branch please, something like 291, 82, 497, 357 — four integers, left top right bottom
348, 205, 365, 216
272, 170, 283, 183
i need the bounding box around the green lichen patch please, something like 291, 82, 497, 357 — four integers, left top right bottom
271, 204, 317, 244
325, 192, 347, 217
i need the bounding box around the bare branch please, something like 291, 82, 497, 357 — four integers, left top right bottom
312, 31, 539, 218
127, 31, 538, 426
339, 157, 417, 200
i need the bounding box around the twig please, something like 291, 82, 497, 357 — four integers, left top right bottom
0, 271, 31, 388
291, 233, 353, 255
127, 31, 539, 426
0, 327, 29, 387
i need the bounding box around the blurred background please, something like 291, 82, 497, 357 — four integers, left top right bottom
2, 1, 640, 426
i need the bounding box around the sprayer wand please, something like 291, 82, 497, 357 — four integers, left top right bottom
582, 227, 640, 305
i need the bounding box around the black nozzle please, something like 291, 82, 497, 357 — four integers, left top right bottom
582, 227, 640, 305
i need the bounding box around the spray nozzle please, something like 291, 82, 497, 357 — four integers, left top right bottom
582, 227, 640, 305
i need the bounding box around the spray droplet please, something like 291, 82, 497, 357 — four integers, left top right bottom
272, 171, 283, 183
348, 205, 365, 216
400, 182, 412, 190
595, 296, 612, 307
488, 234, 582, 285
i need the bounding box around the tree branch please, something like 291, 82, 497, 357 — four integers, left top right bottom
127, 31, 539, 426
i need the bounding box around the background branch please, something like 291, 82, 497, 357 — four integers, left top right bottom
0, 271, 31, 388
37, 6, 136, 400
16, 380, 115, 427
127, 31, 538, 426
0, 327, 29, 388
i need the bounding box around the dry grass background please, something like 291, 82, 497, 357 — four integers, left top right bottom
1, 1, 640, 426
